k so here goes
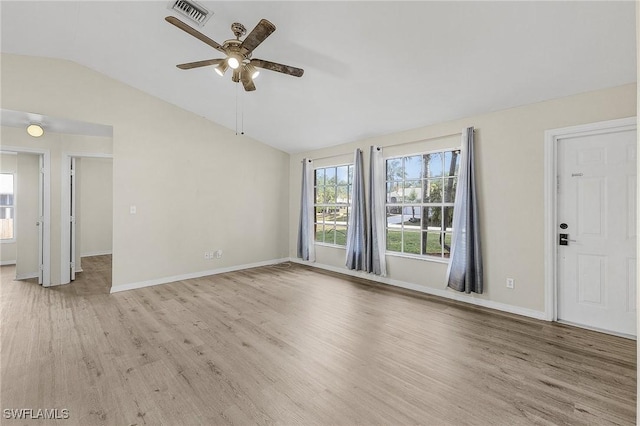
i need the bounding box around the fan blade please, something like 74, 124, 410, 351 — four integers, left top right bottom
240, 19, 276, 56
250, 59, 304, 77
240, 70, 257, 92
176, 58, 225, 70
165, 16, 227, 54
241, 77, 256, 92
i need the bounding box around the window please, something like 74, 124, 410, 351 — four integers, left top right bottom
0, 173, 15, 241
314, 164, 353, 246
385, 150, 459, 259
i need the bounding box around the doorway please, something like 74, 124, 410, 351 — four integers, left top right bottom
545, 117, 637, 338
61, 153, 113, 286
0, 147, 51, 286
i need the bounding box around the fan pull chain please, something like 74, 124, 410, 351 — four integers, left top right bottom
241, 88, 245, 135
234, 82, 245, 136
235, 83, 239, 135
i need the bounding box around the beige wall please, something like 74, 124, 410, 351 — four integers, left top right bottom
15, 153, 39, 278
289, 83, 637, 314
1, 54, 290, 290
79, 157, 113, 257
0, 153, 17, 264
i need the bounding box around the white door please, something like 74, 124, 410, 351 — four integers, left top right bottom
37, 155, 44, 285
70, 157, 76, 281
557, 128, 636, 337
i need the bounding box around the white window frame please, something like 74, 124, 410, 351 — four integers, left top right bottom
313, 163, 353, 248
0, 172, 16, 243
385, 148, 459, 262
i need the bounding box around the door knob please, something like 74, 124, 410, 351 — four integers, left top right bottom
559, 233, 577, 245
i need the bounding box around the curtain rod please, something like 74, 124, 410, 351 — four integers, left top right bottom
383, 130, 464, 150
306, 151, 355, 162
304, 129, 469, 163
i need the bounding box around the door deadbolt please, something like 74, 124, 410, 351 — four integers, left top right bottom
559, 234, 568, 245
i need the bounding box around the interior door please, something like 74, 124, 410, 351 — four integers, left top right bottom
70, 157, 76, 281
37, 154, 44, 285
557, 128, 636, 337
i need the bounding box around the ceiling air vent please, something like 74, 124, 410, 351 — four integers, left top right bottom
168, 0, 212, 26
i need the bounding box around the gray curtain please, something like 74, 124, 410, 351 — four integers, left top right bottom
297, 158, 316, 262
366, 146, 387, 276
446, 127, 483, 293
345, 149, 367, 270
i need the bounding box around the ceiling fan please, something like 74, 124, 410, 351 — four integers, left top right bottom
165, 16, 304, 92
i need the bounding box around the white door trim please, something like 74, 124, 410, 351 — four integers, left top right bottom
544, 117, 637, 322
69, 157, 76, 282
38, 155, 44, 285
60, 152, 113, 285
1, 146, 51, 287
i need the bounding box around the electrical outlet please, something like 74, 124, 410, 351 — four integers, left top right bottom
215, 250, 223, 259
506, 278, 515, 289
204, 252, 210, 260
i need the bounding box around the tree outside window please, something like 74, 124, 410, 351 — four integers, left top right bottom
314, 164, 353, 246
385, 150, 459, 258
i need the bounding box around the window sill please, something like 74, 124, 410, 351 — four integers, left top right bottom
385, 251, 449, 264
314, 242, 347, 250
0, 239, 16, 244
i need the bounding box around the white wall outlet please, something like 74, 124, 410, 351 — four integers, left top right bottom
215, 250, 223, 259
506, 278, 515, 289
129, 205, 137, 214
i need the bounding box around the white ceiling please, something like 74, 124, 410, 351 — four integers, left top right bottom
1, 1, 636, 153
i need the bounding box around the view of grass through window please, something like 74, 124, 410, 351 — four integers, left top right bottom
385, 150, 459, 258
314, 164, 353, 246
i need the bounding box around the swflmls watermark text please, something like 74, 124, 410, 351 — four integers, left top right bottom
3, 408, 69, 420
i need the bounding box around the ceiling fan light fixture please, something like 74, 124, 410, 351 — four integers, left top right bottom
26, 123, 44, 138
227, 55, 240, 69
245, 64, 260, 80
166, 15, 304, 92
214, 62, 228, 76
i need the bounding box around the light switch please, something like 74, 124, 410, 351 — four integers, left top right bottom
130, 205, 137, 214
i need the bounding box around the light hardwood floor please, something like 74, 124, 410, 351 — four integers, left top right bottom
1, 256, 636, 425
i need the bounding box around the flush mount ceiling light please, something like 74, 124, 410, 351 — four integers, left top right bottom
26, 123, 44, 138
165, 15, 304, 92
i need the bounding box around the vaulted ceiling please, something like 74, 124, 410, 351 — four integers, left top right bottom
1, 1, 636, 153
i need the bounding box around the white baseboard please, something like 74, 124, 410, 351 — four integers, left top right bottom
75, 268, 83, 273
16, 272, 39, 280
0, 260, 16, 266
81, 250, 112, 258
109, 256, 547, 322
110, 258, 290, 294
556, 319, 636, 340
289, 258, 547, 321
